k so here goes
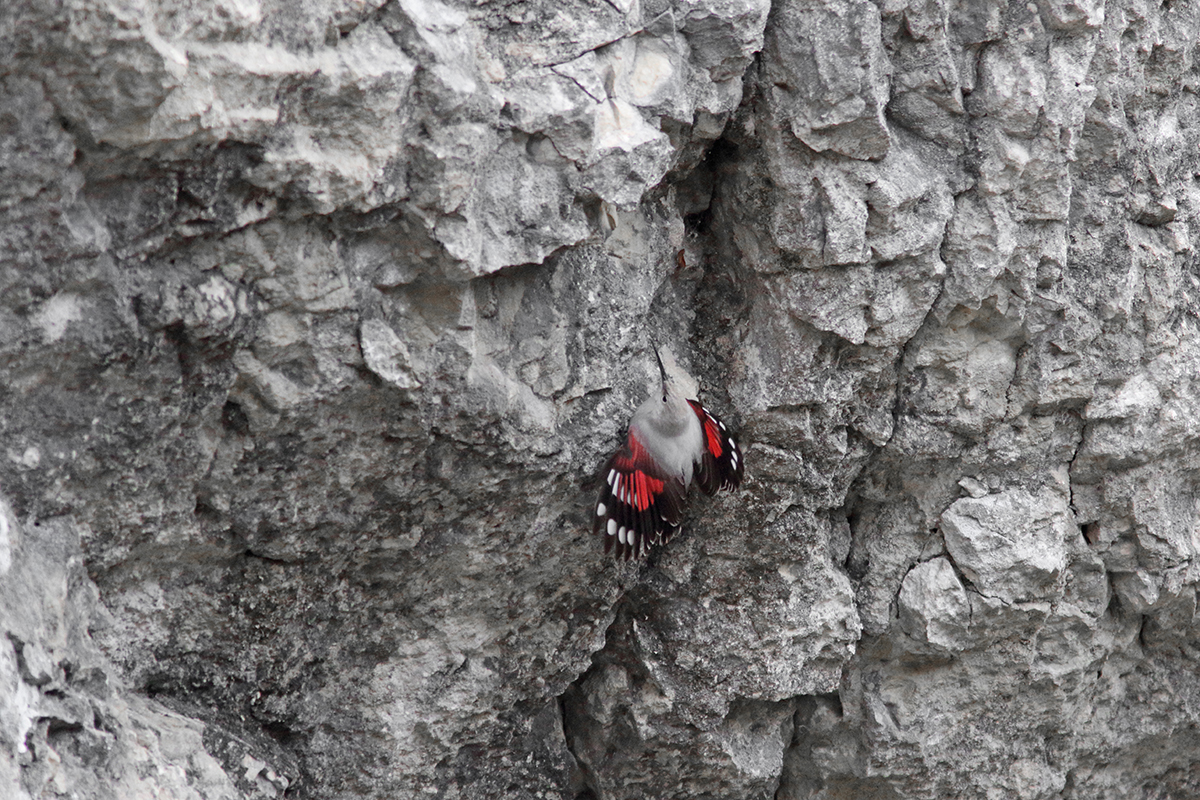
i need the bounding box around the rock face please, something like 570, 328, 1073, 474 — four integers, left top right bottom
4, 0, 1200, 796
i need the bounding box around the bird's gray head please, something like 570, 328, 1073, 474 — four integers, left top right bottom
640, 345, 692, 436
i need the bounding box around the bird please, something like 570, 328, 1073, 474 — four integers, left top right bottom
592, 348, 744, 560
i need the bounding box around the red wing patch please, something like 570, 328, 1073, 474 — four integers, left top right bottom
688, 400, 744, 495
593, 431, 685, 561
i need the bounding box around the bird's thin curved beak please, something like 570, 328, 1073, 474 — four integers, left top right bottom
653, 345, 668, 385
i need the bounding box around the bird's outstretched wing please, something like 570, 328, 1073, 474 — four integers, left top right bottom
593, 430, 686, 560
688, 400, 744, 495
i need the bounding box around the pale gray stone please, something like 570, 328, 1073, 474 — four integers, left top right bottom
941, 486, 1073, 605
898, 557, 971, 653
359, 319, 421, 390
763, 0, 891, 160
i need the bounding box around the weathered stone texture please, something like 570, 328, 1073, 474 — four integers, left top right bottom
3, 0, 1200, 796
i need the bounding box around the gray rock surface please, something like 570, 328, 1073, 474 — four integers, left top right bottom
4, 0, 1200, 796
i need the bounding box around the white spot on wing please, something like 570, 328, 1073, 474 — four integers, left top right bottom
596, 502, 607, 516
607, 519, 617, 536
618, 526, 627, 545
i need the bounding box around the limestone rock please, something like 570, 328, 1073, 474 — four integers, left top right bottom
898, 557, 971, 653
5, 0, 1200, 795
940, 485, 1073, 605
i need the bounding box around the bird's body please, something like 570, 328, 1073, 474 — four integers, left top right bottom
629, 391, 704, 485
593, 350, 744, 560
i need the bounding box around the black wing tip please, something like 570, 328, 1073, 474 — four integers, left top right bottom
721, 439, 745, 490
592, 482, 685, 561
689, 401, 745, 495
